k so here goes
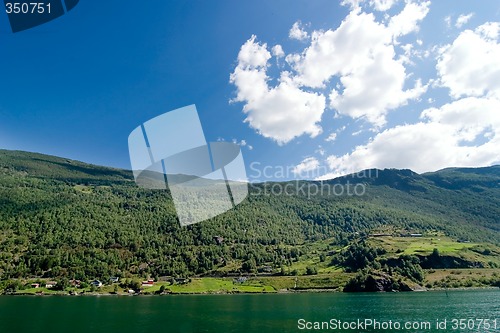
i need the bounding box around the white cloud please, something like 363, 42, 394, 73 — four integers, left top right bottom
319, 20, 500, 178
231, 2, 430, 143
323, 96, 500, 177
421, 97, 500, 143
293, 157, 320, 176
329, 45, 427, 126
388, 1, 430, 38
437, 22, 500, 99
370, 0, 398, 11
455, 13, 474, 28
289, 11, 391, 89
476, 21, 500, 40
289, 21, 309, 41
272, 45, 285, 58
289, 4, 429, 126
325, 132, 337, 142
236, 35, 271, 68
230, 36, 326, 144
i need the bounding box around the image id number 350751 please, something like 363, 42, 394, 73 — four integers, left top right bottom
5, 2, 51, 14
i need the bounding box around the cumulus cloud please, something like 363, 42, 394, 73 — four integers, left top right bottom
231, 2, 430, 143
321, 20, 500, 178
289, 21, 309, 41
329, 45, 427, 126
236, 35, 271, 68
476, 21, 500, 40
421, 97, 499, 143
272, 45, 285, 58
289, 11, 391, 88
287, 6, 428, 126
437, 22, 500, 99
231, 2, 499, 177
455, 13, 474, 28
388, 1, 430, 37
293, 157, 320, 176
230, 36, 325, 144
370, 0, 398, 11
323, 97, 500, 177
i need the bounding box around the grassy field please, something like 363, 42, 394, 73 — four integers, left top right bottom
425, 268, 499, 283
163, 278, 275, 294
367, 236, 500, 264
258, 273, 352, 290
425, 268, 499, 288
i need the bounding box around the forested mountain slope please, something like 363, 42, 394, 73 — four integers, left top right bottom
0, 149, 498, 281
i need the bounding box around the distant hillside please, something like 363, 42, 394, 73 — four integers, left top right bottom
0, 149, 498, 283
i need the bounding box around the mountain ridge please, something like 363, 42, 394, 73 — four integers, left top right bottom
2, 148, 499, 185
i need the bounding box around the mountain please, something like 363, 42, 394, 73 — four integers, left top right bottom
0, 149, 498, 283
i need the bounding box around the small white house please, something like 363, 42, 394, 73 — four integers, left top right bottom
90, 280, 102, 287
45, 281, 57, 289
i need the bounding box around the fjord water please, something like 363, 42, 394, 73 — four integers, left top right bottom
0, 290, 498, 333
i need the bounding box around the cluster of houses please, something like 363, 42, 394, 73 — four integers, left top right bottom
89, 277, 121, 287
29, 276, 194, 292
141, 279, 154, 287
30, 277, 117, 289
30, 281, 57, 289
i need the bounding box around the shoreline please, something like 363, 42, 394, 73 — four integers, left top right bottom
3, 286, 498, 297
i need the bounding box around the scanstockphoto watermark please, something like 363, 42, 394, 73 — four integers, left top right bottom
249, 180, 367, 199
297, 318, 433, 331
247, 162, 378, 199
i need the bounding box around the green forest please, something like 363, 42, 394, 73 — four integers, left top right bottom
0, 149, 499, 293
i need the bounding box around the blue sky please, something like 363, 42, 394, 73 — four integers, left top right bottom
1, 0, 499, 181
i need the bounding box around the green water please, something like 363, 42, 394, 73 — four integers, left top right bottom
0, 290, 498, 333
